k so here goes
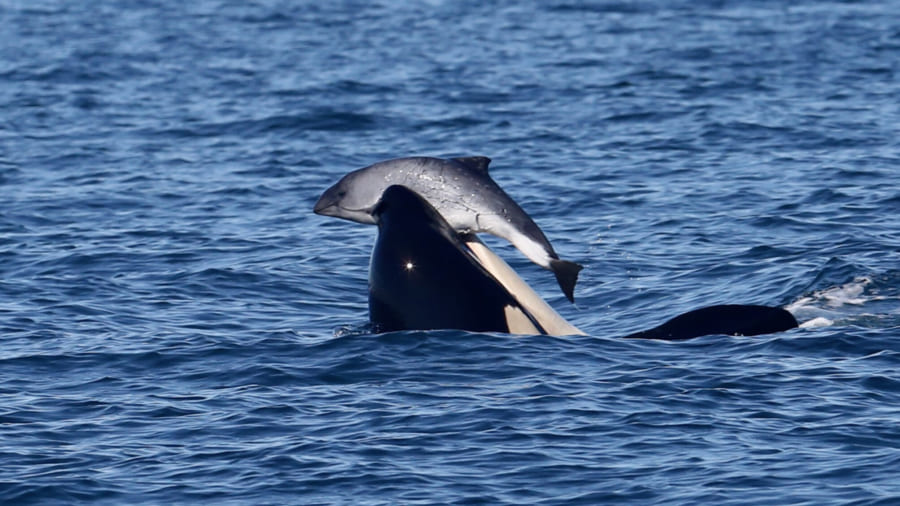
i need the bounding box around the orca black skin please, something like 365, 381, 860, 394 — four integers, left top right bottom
623, 304, 799, 340
364, 185, 797, 339
369, 185, 545, 334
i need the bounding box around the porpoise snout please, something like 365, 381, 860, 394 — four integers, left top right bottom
313, 185, 345, 216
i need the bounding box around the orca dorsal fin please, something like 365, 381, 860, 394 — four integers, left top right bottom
452, 156, 491, 174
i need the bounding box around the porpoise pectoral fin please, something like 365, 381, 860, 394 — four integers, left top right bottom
451, 156, 491, 174
550, 259, 584, 303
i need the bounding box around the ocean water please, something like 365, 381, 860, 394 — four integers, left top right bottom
2, 0, 900, 504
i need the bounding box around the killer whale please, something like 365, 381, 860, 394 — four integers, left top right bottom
314, 156, 583, 302
369, 184, 584, 334
623, 305, 798, 340
365, 185, 798, 339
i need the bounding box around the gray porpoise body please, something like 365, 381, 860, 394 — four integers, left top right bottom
313, 156, 583, 302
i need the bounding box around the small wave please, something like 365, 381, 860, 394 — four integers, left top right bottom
333, 322, 376, 338
145, 110, 383, 139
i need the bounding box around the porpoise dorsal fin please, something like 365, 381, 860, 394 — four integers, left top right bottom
451, 156, 491, 174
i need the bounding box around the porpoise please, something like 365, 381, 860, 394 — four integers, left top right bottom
314, 156, 583, 302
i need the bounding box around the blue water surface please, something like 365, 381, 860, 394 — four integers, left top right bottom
2, 1, 900, 504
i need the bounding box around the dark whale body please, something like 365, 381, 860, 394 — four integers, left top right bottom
369, 185, 545, 334
623, 304, 798, 340
366, 185, 799, 339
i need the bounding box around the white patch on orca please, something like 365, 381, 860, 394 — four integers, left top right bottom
503, 305, 541, 335
464, 238, 585, 336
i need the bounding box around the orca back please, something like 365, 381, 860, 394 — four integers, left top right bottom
624, 304, 799, 340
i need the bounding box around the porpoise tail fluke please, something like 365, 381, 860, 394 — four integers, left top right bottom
550, 259, 583, 303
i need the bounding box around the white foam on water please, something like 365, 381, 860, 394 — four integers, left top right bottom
786, 277, 893, 327
799, 316, 834, 329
